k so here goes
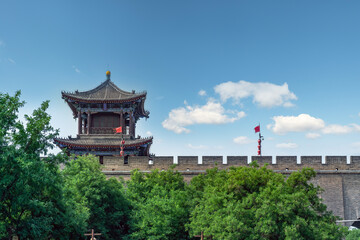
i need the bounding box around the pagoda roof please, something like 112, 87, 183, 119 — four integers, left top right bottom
62, 79, 147, 103
54, 136, 153, 149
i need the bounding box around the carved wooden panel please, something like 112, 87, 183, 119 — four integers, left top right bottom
91, 113, 120, 128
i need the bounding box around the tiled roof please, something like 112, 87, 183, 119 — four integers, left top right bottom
54, 136, 153, 148
62, 79, 146, 103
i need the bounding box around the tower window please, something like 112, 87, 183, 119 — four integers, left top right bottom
99, 156, 104, 164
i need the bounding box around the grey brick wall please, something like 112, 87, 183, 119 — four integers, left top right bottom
342, 174, 360, 225
276, 156, 298, 170
301, 156, 322, 166
251, 156, 272, 167
202, 156, 223, 165
227, 156, 247, 166
101, 155, 360, 221
153, 156, 174, 169
316, 174, 344, 219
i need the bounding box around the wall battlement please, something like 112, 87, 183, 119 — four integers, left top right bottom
102, 155, 360, 224
102, 155, 360, 172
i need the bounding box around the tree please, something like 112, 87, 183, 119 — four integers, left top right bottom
188, 163, 348, 240
346, 229, 360, 240
0, 91, 86, 239
62, 154, 130, 240
126, 168, 192, 240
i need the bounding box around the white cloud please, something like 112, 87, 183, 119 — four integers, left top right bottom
352, 142, 360, 148
236, 111, 246, 118
187, 144, 208, 150
306, 132, 321, 139
162, 99, 246, 134
322, 124, 352, 134
269, 114, 360, 136
72, 65, 80, 73
146, 131, 152, 136
283, 102, 295, 107
8, 58, 15, 64
198, 90, 206, 96
276, 143, 298, 149
214, 80, 297, 108
233, 136, 254, 145
268, 114, 325, 135
351, 124, 360, 132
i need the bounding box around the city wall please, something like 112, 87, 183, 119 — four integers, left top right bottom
103, 155, 360, 224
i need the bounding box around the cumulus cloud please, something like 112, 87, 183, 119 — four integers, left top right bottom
350, 124, 360, 132
269, 113, 360, 136
214, 80, 297, 108
321, 124, 360, 134
322, 124, 352, 134
268, 114, 325, 135
276, 143, 298, 149
198, 90, 206, 96
306, 132, 321, 139
162, 100, 246, 133
236, 111, 246, 118
233, 136, 254, 145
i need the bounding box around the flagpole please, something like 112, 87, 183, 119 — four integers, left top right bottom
255, 123, 264, 156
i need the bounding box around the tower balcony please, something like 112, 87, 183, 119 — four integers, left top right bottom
89, 127, 115, 134
86, 127, 133, 135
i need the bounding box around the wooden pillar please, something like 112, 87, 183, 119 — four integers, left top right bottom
123, 112, 127, 135
133, 117, 136, 136
120, 112, 123, 130
124, 114, 127, 134
87, 112, 91, 134
78, 111, 82, 134
129, 112, 133, 137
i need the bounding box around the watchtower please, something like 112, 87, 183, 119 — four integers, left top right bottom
54, 71, 153, 159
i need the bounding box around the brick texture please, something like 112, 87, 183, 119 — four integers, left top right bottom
101, 155, 360, 221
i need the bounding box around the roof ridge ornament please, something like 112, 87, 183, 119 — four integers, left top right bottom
106, 70, 111, 80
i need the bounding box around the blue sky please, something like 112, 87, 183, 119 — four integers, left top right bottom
1, 0, 360, 157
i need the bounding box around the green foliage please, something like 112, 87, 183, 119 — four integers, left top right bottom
0, 91, 24, 145
62, 154, 130, 240
126, 168, 192, 240
0, 90, 349, 239
347, 229, 360, 240
0, 91, 84, 239
188, 163, 348, 240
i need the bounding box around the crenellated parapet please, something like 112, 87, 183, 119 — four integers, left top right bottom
101, 155, 360, 224
102, 155, 360, 174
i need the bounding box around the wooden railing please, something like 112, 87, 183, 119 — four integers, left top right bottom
90, 127, 116, 134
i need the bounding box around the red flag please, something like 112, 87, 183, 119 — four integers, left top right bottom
114, 127, 122, 133
254, 125, 260, 133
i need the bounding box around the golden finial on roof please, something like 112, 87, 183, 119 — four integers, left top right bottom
106, 70, 111, 80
